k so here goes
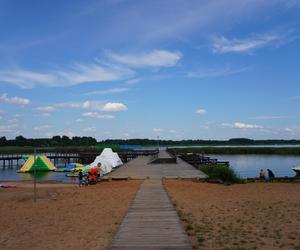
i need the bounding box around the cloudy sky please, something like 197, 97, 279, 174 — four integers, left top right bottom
0, 0, 300, 140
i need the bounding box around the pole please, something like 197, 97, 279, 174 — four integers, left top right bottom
157, 136, 160, 152
34, 148, 37, 203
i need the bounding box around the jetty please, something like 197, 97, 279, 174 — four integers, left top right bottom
107, 150, 206, 249
0, 150, 158, 168
104, 150, 207, 180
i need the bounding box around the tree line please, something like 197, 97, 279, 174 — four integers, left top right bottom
1, 136, 300, 147
102, 138, 300, 146
0, 136, 97, 147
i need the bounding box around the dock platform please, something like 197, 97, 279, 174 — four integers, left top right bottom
103, 153, 207, 180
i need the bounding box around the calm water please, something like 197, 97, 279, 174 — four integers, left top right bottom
209, 154, 300, 178
0, 154, 300, 182
0, 159, 78, 183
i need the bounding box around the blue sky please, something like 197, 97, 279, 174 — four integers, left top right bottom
0, 0, 300, 140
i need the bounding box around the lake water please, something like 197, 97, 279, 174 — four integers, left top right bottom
0, 159, 78, 183
0, 154, 299, 182
209, 154, 300, 178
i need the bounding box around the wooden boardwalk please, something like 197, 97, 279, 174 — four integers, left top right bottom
104, 155, 207, 180
108, 179, 193, 250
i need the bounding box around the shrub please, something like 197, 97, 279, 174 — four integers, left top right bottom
200, 164, 243, 183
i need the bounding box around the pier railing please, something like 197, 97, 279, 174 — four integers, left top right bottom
167, 148, 229, 167
0, 149, 159, 168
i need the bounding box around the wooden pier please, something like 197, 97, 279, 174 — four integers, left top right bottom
170, 150, 230, 167
0, 150, 158, 168
104, 155, 207, 180
106, 150, 206, 248
108, 179, 193, 249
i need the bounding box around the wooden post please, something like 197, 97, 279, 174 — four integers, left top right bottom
34, 148, 37, 203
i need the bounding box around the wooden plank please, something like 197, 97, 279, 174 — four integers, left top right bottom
108, 179, 192, 250
105, 151, 207, 180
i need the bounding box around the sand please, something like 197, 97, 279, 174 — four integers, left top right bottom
0, 180, 142, 250
164, 180, 300, 250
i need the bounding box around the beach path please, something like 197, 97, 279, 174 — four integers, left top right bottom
108, 179, 192, 249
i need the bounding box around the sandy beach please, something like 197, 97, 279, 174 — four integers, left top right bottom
0, 180, 142, 250
164, 180, 300, 250
2, 179, 300, 250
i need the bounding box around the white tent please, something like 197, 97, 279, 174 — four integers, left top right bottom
87, 148, 123, 175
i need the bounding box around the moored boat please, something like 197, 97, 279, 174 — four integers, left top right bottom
292, 166, 300, 177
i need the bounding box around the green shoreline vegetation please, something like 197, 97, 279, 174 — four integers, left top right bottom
171, 147, 300, 155
1, 136, 300, 155
199, 163, 243, 184
2, 146, 300, 155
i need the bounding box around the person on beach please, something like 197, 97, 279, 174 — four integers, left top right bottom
259, 169, 265, 181
78, 169, 83, 187
267, 169, 275, 181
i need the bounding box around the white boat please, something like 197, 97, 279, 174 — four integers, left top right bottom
292, 166, 300, 176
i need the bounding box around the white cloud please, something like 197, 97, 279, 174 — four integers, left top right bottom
196, 109, 207, 115
8, 118, 19, 123
0, 124, 19, 133
222, 122, 262, 129
234, 122, 262, 129
284, 126, 300, 134
0, 69, 56, 88
57, 130, 76, 138
187, 67, 248, 78
0, 93, 30, 105
50, 101, 128, 112
212, 33, 283, 54
126, 78, 142, 85
221, 123, 232, 128
34, 125, 51, 131
200, 125, 209, 129
107, 50, 182, 68
152, 128, 163, 132
75, 118, 83, 122
36, 106, 56, 112
285, 127, 294, 132
56, 63, 134, 85
83, 126, 96, 132
83, 112, 115, 120
102, 102, 127, 112
0, 63, 135, 88
77, 0, 295, 45
84, 87, 129, 96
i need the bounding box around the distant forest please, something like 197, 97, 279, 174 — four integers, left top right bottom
0, 136, 97, 147
103, 138, 300, 146
1, 136, 300, 147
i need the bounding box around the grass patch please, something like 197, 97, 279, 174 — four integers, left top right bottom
200, 163, 243, 184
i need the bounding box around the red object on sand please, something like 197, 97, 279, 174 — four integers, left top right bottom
87, 167, 100, 184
